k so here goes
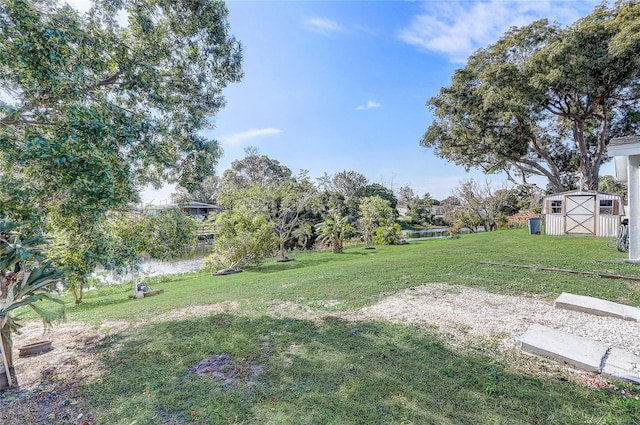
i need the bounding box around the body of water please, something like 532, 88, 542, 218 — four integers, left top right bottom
93, 257, 204, 285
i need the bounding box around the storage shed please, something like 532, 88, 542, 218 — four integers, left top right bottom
542, 190, 624, 237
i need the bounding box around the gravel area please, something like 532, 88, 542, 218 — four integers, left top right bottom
341, 283, 640, 356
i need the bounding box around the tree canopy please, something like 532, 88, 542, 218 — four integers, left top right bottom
422, 1, 640, 192
0, 0, 242, 221
0, 0, 242, 298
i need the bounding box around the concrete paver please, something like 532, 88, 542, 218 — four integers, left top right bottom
520, 294, 640, 382
602, 348, 640, 384
554, 292, 640, 321
520, 324, 640, 384
519, 324, 609, 372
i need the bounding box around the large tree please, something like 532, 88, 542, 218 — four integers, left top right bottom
219, 149, 293, 201
220, 154, 317, 261
1, 0, 242, 213
357, 196, 395, 248
0, 0, 242, 295
422, 1, 640, 192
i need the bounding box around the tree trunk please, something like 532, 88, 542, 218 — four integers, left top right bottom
1, 331, 13, 370
72, 281, 84, 304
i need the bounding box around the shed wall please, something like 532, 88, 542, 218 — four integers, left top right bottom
542, 191, 623, 237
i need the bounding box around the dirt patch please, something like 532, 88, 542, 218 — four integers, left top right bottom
187, 353, 264, 391
0, 301, 239, 425
0, 321, 123, 425
338, 283, 640, 356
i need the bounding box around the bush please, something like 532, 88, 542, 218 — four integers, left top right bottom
203, 211, 277, 272
373, 222, 403, 245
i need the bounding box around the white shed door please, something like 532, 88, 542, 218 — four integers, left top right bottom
565, 195, 596, 235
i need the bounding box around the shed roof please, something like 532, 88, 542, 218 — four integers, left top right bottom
542, 190, 622, 198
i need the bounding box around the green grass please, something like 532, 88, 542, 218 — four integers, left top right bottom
16, 229, 640, 423
65, 229, 640, 323
80, 315, 638, 425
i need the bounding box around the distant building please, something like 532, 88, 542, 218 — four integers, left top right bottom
396, 204, 409, 217
180, 201, 222, 220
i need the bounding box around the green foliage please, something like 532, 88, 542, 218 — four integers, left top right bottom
171, 175, 221, 206
448, 179, 516, 232
49, 208, 197, 304
407, 193, 435, 225
0, 0, 242, 196
218, 155, 318, 259
446, 209, 482, 233
372, 222, 403, 245
219, 152, 293, 203
357, 183, 398, 210
110, 210, 200, 262
203, 211, 277, 272
270, 175, 317, 259
319, 170, 370, 219
0, 219, 64, 368
599, 175, 628, 202
315, 209, 354, 253
138, 211, 199, 261
0, 0, 242, 291
358, 196, 396, 247
422, 2, 640, 192
47, 207, 121, 304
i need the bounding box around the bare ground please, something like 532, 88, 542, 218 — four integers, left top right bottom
1, 285, 638, 424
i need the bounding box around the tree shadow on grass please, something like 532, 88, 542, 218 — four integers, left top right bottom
82, 314, 639, 425
252, 248, 378, 275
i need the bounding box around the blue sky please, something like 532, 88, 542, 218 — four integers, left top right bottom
73, 0, 605, 203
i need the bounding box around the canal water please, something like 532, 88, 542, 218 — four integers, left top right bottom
93, 257, 205, 285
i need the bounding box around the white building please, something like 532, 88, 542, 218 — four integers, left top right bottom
541, 190, 624, 237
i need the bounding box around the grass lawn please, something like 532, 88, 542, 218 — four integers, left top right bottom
5, 229, 640, 424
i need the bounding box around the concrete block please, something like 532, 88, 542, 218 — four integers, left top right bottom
554, 292, 640, 322
519, 324, 609, 372
602, 348, 640, 384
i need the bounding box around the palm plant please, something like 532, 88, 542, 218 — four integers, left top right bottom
315, 209, 354, 253
0, 220, 64, 386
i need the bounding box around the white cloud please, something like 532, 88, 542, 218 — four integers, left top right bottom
304, 17, 343, 34
356, 100, 381, 111
218, 128, 283, 147
397, 0, 595, 63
